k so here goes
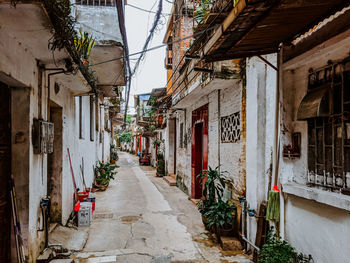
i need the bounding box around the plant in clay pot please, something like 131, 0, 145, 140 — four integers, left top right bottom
94, 161, 117, 188
74, 29, 95, 66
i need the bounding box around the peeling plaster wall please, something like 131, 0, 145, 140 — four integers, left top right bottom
279, 30, 350, 263
246, 54, 277, 246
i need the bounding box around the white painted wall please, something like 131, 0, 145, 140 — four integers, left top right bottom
0, 19, 115, 263
245, 54, 277, 247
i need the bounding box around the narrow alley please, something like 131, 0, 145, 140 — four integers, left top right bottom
49, 152, 251, 263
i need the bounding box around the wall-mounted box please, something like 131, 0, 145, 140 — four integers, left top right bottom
32, 119, 54, 154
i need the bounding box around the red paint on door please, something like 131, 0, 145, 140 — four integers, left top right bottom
191, 104, 208, 199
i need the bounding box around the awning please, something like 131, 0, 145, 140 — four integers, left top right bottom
297, 86, 330, 120
202, 0, 349, 62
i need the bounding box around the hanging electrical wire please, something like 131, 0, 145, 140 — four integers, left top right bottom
130, 0, 163, 77
84, 24, 218, 68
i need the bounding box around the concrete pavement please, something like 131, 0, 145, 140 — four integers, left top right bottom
52, 152, 252, 263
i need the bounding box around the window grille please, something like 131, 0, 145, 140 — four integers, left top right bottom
76, 0, 116, 6
307, 59, 350, 192
221, 111, 241, 143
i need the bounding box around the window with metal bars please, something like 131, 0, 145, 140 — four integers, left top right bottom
76, 0, 116, 6
307, 59, 350, 193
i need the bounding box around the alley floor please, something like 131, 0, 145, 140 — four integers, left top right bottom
50, 152, 252, 263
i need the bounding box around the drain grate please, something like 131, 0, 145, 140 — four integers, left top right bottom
120, 215, 141, 224
93, 213, 114, 219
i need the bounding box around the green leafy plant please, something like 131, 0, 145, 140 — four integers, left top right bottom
94, 161, 117, 186
110, 144, 119, 162
198, 166, 226, 204
204, 199, 236, 230
153, 139, 163, 148
74, 29, 95, 60
117, 132, 132, 143
259, 228, 313, 263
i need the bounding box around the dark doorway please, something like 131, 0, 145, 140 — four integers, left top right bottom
48, 102, 63, 223
0, 82, 11, 261
193, 123, 203, 199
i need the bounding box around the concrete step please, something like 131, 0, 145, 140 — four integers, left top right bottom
49, 260, 75, 263
163, 176, 176, 186
169, 173, 176, 180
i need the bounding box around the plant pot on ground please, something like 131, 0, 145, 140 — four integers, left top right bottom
204, 199, 236, 243
94, 161, 117, 189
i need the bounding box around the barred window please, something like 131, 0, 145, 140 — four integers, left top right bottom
76, 0, 116, 6
306, 59, 350, 192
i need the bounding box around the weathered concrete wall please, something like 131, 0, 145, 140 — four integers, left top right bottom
74, 5, 123, 44
245, 54, 277, 247
279, 29, 350, 262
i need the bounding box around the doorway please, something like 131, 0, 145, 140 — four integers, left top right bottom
191, 104, 208, 199
0, 82, 11, 261
47, 102, 63, 223
193, 123, 203, 199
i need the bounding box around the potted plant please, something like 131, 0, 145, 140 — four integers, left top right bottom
94, 161, 117, 190
74, 29, 95, 66
204, 199, 236, 240
197, 166, 227, 230
110, 144, 118, 164
156, 153, 165, 177
258, 228, 313, 263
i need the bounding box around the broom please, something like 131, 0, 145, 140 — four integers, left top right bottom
266, 185, 280, 222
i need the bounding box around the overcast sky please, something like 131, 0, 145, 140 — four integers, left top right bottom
125, 0, 172, 113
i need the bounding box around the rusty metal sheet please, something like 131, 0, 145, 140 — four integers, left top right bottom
297, 87, 330, 120
205, 0, 349, 62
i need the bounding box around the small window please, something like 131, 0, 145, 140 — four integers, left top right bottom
90, 95, 95, 141
79, 96, 85, 139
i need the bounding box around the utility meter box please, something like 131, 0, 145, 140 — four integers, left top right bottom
33, 119, 54, 154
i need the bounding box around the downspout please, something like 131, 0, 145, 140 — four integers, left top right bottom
218, 89, 221, 169
46, 69, 66, 120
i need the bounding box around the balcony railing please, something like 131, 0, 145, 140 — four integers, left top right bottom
76, 0, 116, 6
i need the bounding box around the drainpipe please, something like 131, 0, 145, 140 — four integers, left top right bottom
218, 89, 221, 169
241, 200, 260, 252
43, 67, 66, 120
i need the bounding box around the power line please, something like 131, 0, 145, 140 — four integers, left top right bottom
127, 3, 171, 15
85, 24, 218, 68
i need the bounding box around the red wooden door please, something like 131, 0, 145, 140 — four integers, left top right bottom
191, 104, 208, 199
0, 83, 11, 260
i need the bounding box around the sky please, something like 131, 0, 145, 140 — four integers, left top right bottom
125, 0, 173, 114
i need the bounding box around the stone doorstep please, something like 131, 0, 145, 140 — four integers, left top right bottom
220, 236, 243, 252
163, 176, 176, 186
169, 174, 176, 180
49, 260, 74, 263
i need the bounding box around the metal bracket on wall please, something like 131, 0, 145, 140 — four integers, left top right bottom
257, 55, 278, 71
